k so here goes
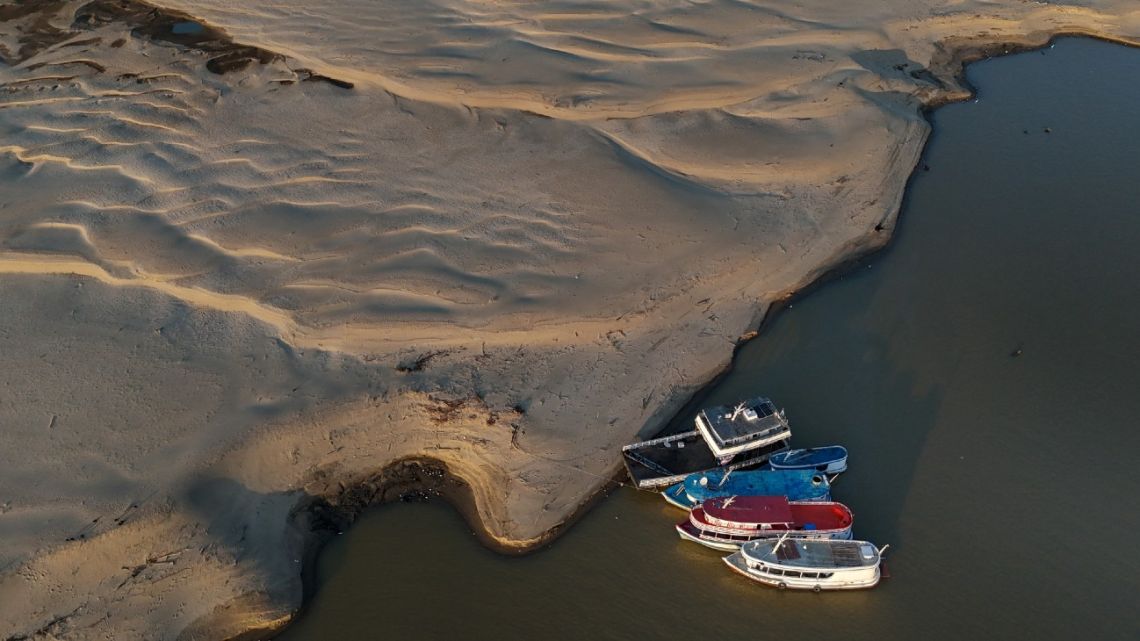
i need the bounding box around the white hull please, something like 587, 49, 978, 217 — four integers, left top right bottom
724, 552, 880, 591
675, 523, 743, 551
676, 523, 851, 551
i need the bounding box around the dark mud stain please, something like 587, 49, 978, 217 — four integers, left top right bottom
293, 458, 485, 595
0, 0, 354, 88
0, 0, 72, 64
299, 460, 466, 532
74, 0, 282, 74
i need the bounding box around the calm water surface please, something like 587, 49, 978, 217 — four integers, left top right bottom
278, 38, 1140, 641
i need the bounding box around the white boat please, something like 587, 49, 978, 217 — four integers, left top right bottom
724, 536, 888, 591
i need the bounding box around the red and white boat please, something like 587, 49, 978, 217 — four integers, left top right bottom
675, 495, 853, 551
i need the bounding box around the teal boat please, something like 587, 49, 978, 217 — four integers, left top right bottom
663, 468, 832, 510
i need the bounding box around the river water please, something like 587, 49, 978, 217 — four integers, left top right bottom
277, 38, 1140, 641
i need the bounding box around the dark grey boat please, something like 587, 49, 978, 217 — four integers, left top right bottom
622, 397, 792, 489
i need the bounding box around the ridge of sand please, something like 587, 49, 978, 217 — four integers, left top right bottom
0, 1, 1137, 639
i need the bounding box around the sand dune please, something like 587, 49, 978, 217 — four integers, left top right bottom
0, 0, 1137, 639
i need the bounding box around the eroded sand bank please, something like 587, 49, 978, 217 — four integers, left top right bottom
0, 1, 1136, 639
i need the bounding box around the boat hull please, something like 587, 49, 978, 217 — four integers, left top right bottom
768, 447, 848, 474
723, 552, 881, 591
675, 522, 745, 551
664, 468, 832, 510
675, 520, 851, 551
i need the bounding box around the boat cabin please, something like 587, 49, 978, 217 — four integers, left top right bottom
696, 398, 790, 459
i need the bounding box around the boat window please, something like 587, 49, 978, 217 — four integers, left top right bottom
769, 568, 784, 576
803, 572, 818, 579
785, 571, 802, 578
819, 572, 833, 579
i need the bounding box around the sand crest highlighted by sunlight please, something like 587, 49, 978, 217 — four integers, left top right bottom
0, 0, 1137, 639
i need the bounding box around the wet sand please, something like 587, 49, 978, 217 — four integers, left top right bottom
1, 2, 1138, 640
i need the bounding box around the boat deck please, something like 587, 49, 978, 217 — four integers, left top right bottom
747, 539, 877, 568
623, 432, 789, 488
684, 468, 831, 504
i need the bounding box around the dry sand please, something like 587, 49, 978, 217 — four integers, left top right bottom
0, 0, 1137, 638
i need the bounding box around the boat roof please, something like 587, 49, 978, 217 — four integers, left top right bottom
697, 397, 787, 447
743, 538, 878, 569
702, 495, 795, 524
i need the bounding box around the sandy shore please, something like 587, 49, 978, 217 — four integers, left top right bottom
0, 1, 1137, 639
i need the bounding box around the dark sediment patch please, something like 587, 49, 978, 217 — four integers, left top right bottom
0, 0, 354, 88
74, 0, 281, 74
0, 0, 73, 64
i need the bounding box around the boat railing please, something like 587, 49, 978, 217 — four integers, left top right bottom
621, 429, 699, 451
624, 450, 674, 477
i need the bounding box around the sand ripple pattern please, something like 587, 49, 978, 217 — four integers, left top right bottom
0, 35, 612, 333
4, 0, 1136, 341
150, 0, 1140, 115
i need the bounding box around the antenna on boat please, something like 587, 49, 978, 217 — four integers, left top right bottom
718, 468, 734, 488
877, 544, 891, 557
723, 495, 737, 508
774, 529, 793, 552
730, 402, 746, 421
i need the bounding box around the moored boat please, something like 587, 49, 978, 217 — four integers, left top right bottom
724, 536, 887, 591
662, 468, 831, 510
768, 446, 848, 474
623, 396, 792, 489
675, 495, 853, 551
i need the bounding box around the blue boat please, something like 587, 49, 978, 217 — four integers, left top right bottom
768, 446, 848, 474
662, 468, 832, 510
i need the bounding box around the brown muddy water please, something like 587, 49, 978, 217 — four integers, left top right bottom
276, 38, 1140, 641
